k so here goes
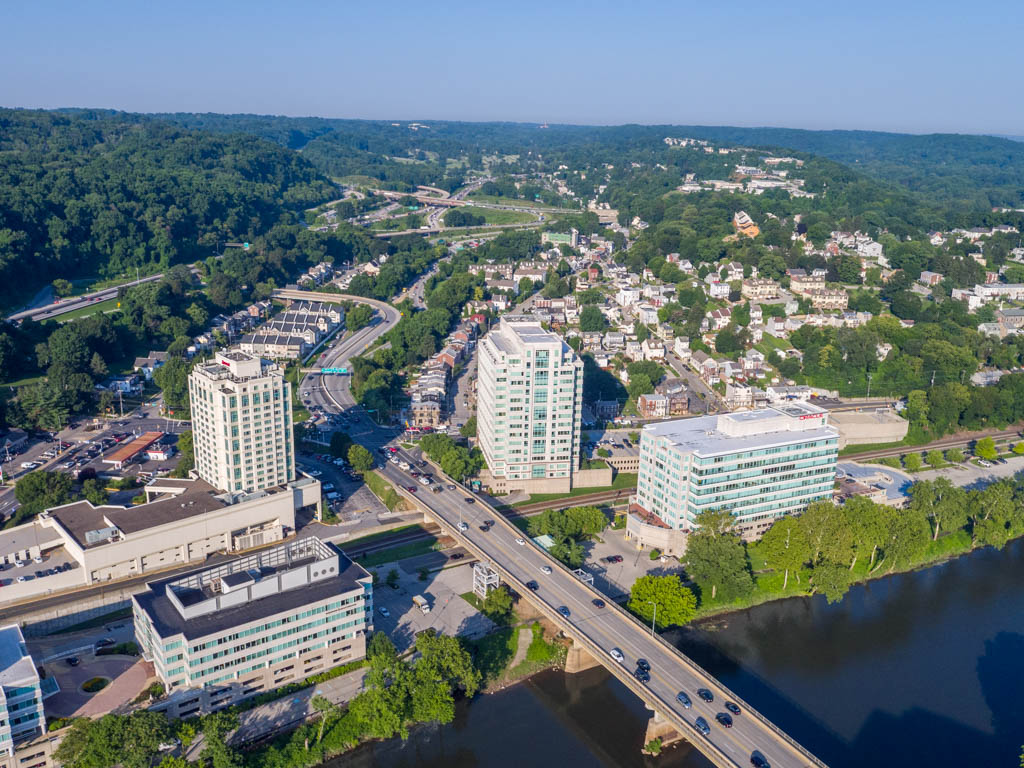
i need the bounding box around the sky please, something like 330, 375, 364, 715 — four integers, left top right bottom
2, 0, 1021, 135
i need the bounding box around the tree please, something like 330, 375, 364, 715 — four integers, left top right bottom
367, 632, 397, 663
903, 453, 923, 471
684, 510, 754, 601
152, 357, 191, 412
346, 303, 374, 332
200, 710, 242, 768
81, 478, 109, 506
811, 561, 852, 604
312, 694, 338, 744
52, 278, 73, 297
348, 444, 374, 473
459, 415, 477, 438
757, 516, 810, 589
975, 437, 998, 461
799, 502, 853, 566
1014, 442, 1024, 456
925, 450, 945, 468
89, 352, 108, 378
947, 447, 965, 463
413, 629, 481, 697
481, 584, 514, 621
579, 305, 606, 332
171, 430, 194, 478
329, 431, 353, 458
386, 568, 399, 589
910, 478, 967, 541
13, 470, 75, 524
627, 574, 697, 629
55, 711, 172, 768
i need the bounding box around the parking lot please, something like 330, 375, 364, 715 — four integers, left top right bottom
577, 527, 683, 601
368, 562, 495, 652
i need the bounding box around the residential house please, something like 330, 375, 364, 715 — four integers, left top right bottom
637, 393, 670, 419
673, 336, 691, 360
732, 211, 760, 238
641, 338, 665, 361
133, 351, 169, 381
808, 288, 849, 310
708, 307, 732, 330
636, 303, 659, 325
616, 287, 641, 307
918, 271, 943, 287
741, 278, 780, 300
708, 281, 731, 299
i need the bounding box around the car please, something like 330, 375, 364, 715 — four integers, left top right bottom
463, 497, 475, 504
636, 658, 650, 672
592, 598, 605, 608
633, 667, 650, 683
417, 460, 427, 467
446, 484, 456, 491
609, 647, 625, 663
697, 688, 714, 703
406, 486, 418, 493
449, 553, 464, 560
750, 751, 771, 768
14, 560, 25, 568
65, 656, 80, 667
410, 471, 420, 477
556, 605, 571, 618
34, 571, 44, 579
377, 606, 390, 618
19, 462, 38, 470
515, 537, 526, 546
540, 565, 552, 575
526, 580, 539, 591
61, 562, 72, 572
32, 556, 43, 564
389, 456, 399, 464
715, 712, 733, 728
692, 717, 710, 736
676, 691, 692, 708
388, 447, 398, 453
457, 521, 469, 532
16, 576, 27, 583
95, 638, 115, 648
724, 701, 741, 716
978, 459, 993, 467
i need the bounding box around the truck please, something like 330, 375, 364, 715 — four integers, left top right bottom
412, 595, 430, 614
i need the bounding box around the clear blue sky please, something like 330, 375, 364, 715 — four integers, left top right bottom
3, 0, 1021, 135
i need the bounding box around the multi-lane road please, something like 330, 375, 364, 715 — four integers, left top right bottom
376, 457, 823, 768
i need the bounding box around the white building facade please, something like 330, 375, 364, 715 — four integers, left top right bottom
477, 317, 583, 489
633, 402, 838, 538
189, 350, 294, 494
134, 537, 371, 717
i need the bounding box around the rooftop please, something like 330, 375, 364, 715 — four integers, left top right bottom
643, 403, 837, 457
0, 625, 37, 688
134, 538, 371, 640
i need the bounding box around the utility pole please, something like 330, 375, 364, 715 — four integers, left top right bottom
866, 373, 871, 399
647, 600, 657, 637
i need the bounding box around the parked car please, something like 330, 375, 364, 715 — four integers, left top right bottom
65, 656, 80, 667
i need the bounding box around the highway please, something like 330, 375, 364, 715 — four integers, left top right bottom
6, 274, 164, 323
377, 455, 824, 768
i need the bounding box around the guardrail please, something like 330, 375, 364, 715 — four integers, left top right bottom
398, 463, 828, 768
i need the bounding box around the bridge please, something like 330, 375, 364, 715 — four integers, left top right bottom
378, 456, 827, 768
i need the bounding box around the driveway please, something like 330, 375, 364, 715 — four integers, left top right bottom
44, 655, 152, 717
838, 461, 912, 502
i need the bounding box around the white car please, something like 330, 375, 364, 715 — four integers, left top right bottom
457, 521, 469, 532
978, 459, 993, 467
540, 565, 552, 575
19, 462, 37, 470
609, 647, 625, 663
515, 537, 526, 546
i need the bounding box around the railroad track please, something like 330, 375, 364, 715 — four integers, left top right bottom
849, 428, 1023, 461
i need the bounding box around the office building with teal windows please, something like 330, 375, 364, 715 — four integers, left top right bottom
633, 402, 838, 538
0, 625, 45, 756
133, 537, 371, 717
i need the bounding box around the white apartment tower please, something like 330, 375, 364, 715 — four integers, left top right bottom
477, 316, 583, 491
189, 350, 294, 494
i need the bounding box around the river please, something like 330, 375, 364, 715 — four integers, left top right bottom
333, 538, 1024, 767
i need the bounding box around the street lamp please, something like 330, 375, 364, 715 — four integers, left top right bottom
646, 600, 657, 637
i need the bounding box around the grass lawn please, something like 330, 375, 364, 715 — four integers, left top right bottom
466, 193, 575, 211
363, 470, 405, 512
754, 334, 793, 356
466, 627, 518, 684
354, 539, 438, 568
839, 438, 918, 457
514, 473, 638, 507
56, 607, 133, 635
54, 299, 119, 323
450, 208, 537, 226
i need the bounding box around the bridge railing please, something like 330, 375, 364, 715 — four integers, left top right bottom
411, 462, 828, 768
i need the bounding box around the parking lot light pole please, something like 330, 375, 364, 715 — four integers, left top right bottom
646, 600, 657, 636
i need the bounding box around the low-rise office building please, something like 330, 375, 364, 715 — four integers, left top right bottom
134, 537, 371, 717
633, 402, 838, 539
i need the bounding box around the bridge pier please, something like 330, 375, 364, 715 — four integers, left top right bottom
564, 638, 601, 674
642, 708, 684, 755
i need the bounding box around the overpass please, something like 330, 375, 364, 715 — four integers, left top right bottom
379, 457, 827, 768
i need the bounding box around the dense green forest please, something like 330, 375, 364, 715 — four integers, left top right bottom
150, 113, 1024, 209
0, 109, 334, 306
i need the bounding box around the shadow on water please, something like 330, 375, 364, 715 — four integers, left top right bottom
667, 537, 1024, 768
331, 538, 1024, 768
333, 667, 715, 768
